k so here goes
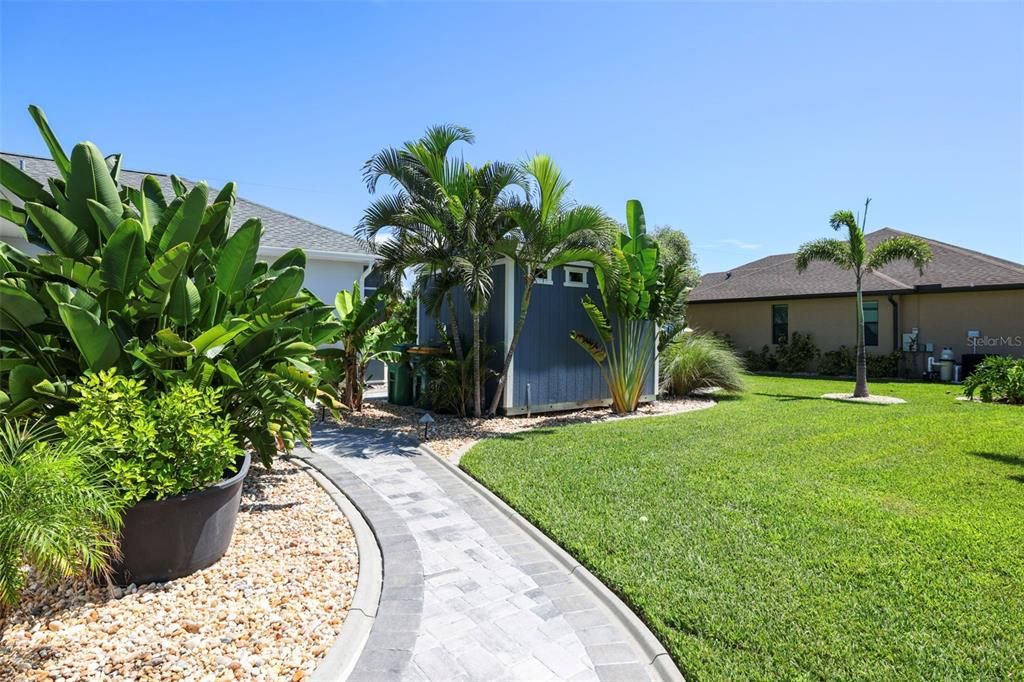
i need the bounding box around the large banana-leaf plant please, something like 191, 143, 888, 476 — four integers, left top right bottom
0, 105, 339, 465
319, 284, 401, 411
570, 200, 671, 413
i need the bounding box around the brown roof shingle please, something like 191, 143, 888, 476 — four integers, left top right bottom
688, 228, 1024, 303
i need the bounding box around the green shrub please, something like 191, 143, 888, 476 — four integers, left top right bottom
742, 345, 778, 372
418, 330, 495, 417
817, 346, 901, 378
661, 334, 746, 396
775, 332, 820, 373
963, 356, 1024, 404
58, 370, 241, 504
867, 351, 902, 378
818, 346, 856, 376
0, 419, 124, 613
743, 332, 819, 373
0, 105, 340, 465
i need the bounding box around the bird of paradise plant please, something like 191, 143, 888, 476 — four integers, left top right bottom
571, 200, 672, 413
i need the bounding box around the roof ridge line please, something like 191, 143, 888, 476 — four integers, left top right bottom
3, 150, 174, 179
876, 226, 1024, 273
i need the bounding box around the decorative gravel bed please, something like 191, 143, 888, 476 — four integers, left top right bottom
0, 458, 358, 682
341, 395, 716, 459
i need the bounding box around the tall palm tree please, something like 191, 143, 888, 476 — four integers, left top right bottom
359, 126, 524, 416
360, 125, 474, 365
795, 198, 932, 397
487, 155, 616, 415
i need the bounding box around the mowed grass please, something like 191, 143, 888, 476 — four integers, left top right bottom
461, 376, 1024, 680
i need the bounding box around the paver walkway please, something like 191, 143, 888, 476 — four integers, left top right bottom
295, 424, 673, 682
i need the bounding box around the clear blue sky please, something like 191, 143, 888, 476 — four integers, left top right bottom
2, 1, 1022, 273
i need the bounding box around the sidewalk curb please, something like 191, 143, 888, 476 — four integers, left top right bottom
420, 443, 686, 682
290, 454, 383, 682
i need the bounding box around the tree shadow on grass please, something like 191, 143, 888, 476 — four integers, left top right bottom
753, 392, 820, 402
971, 451, 1024, 484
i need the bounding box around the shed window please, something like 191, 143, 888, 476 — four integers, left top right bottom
564, 266, 589, 288
863, 300, 879, 347
771, 304, 788, 344
534, 268, 553, 285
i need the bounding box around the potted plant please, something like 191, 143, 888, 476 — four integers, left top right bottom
0, 105, 343, 467
58, 370, 248, 584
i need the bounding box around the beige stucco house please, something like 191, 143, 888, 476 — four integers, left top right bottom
687, 229, 1024, 376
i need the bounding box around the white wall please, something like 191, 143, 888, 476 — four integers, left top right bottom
0, 230, 367, 306
296, 256, 366, 305
0, 232, 44, 256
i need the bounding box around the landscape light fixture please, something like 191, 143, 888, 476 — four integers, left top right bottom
419, 412, 435, 440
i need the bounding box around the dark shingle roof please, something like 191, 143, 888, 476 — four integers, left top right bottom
1, 152, 372, 256
688, 228, 1024, 303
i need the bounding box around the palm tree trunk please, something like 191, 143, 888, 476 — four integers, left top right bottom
446, 294, 465, 364
353, 361, 365, 411
487, 277, 534, 416
343, 347, 359, 409
472, 312, 482, 417
854, 273, 869, 398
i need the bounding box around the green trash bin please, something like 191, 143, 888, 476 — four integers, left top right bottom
387, 359, 413, 406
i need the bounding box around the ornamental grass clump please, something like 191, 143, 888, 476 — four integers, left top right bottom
661, 333, 746, 397
0, 419, 123, 623
57, 370, 241, 504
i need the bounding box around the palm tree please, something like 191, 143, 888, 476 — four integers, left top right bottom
795, 198, 932, 397
487, 155, 616, 415
360, 125, 473, 365
359, 126, 524, 416
0, 419, 123, 632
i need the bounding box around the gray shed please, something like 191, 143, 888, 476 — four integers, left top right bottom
417, 259, 658, 415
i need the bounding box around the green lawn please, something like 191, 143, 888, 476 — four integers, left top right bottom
461, 376, 1024, 680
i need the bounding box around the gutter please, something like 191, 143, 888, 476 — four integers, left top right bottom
687, 282, 1024, 305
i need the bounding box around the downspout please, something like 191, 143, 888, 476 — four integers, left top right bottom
887, 295, 899, 352
888, 294, 900, 377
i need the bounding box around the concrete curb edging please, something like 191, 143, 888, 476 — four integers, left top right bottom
289, 454, 384, 682
420, 443, 687, 682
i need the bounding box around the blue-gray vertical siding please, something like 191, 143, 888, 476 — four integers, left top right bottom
510, 264, 656, 411
417, 262, 656, 413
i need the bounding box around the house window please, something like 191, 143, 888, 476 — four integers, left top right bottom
534, 268, 553, 285
564, 266, 589, 288
863, 300, 879, 347
771, 304, 788, 344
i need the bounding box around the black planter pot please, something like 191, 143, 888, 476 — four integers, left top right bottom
114, 452, 251, 586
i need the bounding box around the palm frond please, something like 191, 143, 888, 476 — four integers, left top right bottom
866, 235, 933, 274
419, 124, 475, 158
794, 238, 853, 272
829, 203, 868, 265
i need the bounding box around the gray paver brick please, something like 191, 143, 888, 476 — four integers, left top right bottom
299, 425, 656, 681
594, 662, 651, 681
